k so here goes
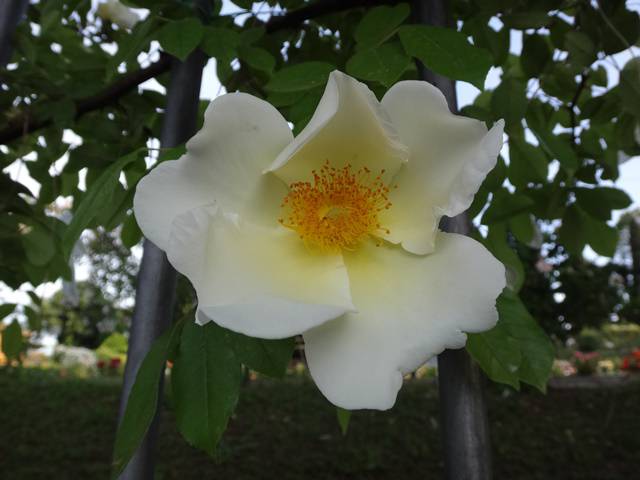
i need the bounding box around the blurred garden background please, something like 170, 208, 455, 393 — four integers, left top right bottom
2, 0, 640, 478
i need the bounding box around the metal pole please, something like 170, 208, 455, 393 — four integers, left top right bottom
116, 49, 206, 480
411, 1, 493, 479
0, 0, 28, 67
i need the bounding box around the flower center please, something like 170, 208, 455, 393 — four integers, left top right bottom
279, 161, 392, 252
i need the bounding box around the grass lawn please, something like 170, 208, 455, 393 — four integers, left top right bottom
1, 368, 638, 480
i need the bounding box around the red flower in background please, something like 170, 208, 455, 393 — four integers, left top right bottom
97, 360, 106, 369
109, 357, 122, 369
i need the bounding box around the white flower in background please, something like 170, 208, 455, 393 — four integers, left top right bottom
134, 71, 506, 410
97, 0, 140, 30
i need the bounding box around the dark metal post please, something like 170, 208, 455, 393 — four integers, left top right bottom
0, 0, 28, 66
412, 1, 493, 479
116, 50, 206, 480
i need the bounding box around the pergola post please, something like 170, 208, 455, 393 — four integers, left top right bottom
0, 0, 28, 67
115, 49, 207, 480
412, 1, 493, 479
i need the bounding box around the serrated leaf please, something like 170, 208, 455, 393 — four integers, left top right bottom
354, 3, 410, 49
467, 320, 522, 389
63, 151, 140, 259
266, 62, 335, 92
497, 291, 554, 392
346, 41, 411, 87
158, 18, 204, 61
399, 25, 492, 89
201, 26, 240, 60
223, 331, 295, 378
171, 321, 242, 456
111, 320, 184, 479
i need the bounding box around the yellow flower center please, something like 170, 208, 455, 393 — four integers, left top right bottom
279, 161, 392, 252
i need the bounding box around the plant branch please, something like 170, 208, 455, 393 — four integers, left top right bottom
569, 73, 588, 146
1, 0, 399, 145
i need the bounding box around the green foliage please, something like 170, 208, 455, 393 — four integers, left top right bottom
1, 320, 24, 363
171, 320, 243, 456
468, 290, 555, 392
575, 327, 602, 353
2, 0, 640, 461
111, 320, 184, 479
398, 25, 492, 89
158, 18, 204, 61
266, 62, 336, 92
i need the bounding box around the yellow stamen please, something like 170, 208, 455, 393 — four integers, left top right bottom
279, 161, 392, 252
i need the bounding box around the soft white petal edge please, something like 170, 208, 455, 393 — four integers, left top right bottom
133, 92, 293, 251
266, 70, 409, 185
304, 233, 506, 410
166, 205, 356, 339
379, 80, 504, 255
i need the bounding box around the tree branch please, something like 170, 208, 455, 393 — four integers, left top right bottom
1, 0, 399, 145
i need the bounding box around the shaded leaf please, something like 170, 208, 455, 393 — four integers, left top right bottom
171, 321, 242, 456
346, 41, 411, 87
158, 18, 204, 61
399, 25, 492, 89
1, 319, 23, 362
111, 320, 183, 479
266, 62, 335, 92
223, 331, 295, 378
354, 3, 410, 49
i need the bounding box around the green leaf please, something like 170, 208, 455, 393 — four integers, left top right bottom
223, 331, 295, 378
483, 190, 534, 224
508, 138, 547, 188
560, 205, 619, 257
619, 58, 640, 119
509, 213, 535, 245
24, 306, 41, 332
266, 62, 336, 93
111, 320, 183, 479
531, 130, 578, 173
521, 34, 551, 78
491, 77, 528, 128
336, 407, 351, 436
574, 187, 632, 221
2, 319, 23, 362
107, 17, 156, 78
201, 26, 240, 61
346, 41, 411, 87
22, 222, 57, 266
354, 3, 410, 49
171, 321, 243, 456
63, 151, 140, 259
399, 25, 492, 89
565, 31, 596, 67
480, 224, 525, 291
467, 320, 522, 389
0, 304, 16, 320
502, 11, 549, 29
497, 290, 554, 392
158, 18, 204, 61
238, 46, 275, 73
121, 214, 142, 249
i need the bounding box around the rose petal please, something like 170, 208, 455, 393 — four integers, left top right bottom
133, 92, 293, 250
304, 233, 505, 410
380, 80, 504, 254
266, 71, 408, 185
167, 205, 355, 339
